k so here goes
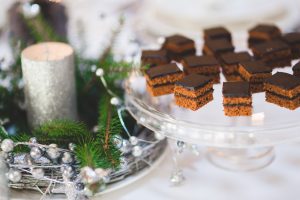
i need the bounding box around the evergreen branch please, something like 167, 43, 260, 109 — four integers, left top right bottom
33, 120, 93, 145
75, 138, 102, 169
97, 95, 121, 169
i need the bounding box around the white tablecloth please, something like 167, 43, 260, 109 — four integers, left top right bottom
11, 142, 300, 200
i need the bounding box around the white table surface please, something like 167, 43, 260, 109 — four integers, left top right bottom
11, 142, 300, 200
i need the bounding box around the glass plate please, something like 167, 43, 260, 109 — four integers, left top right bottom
125, 66, 300, 148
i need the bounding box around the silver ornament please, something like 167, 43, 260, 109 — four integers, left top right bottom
120, 140, 131, 154
96, 68, 104, 76
47, 144, 60, 159
7, 169, 22, 183
30, 147, 42, 159
75, 182, 85, 191
129, 136, 139, 146
170, 169, 185, 186
62, 152, 73, 164
95, 168, 110, 179
132, 146, 143, 157
177, 141, 186, 154
23, 154, 34, 166
112, 135, 123, 149
5, 153, 14, 164
119, 157, 128, 170
1, 139, 14, 152
83, 187, 94, 197
31, 168, 44, 179
68, 143, 76, 151
154, 132, 165, 140
29, 137, 37, 144
62, 165, 74, 179
110, 97, 120, 106
80, 166, 99, 184
22, 3, 40, 19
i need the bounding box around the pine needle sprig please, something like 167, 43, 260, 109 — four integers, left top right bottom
33, 120, 93, 146
97, 95, 122, 169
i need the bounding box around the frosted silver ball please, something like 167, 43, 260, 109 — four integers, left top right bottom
110, 97, 120, 106
155, 132, 165, 140
119, 157, 128, 170
1, 139, 14, 152
23, 154, 34, 166
80, 166, 99, 184
68, 143, 76, 151
31, 168, 44, 179
96, 68, 104, 76
47, 144, 60, 159
7, 169, 22, 183
62, 152, 73, 164
30, 147, 42, 159
29, 137, 37, 144
132, 146, 143, 157
129, 136, 138, 145
22, 3, 40, 19
84, 187, 93, 197
120, 140, 131, 154
112, 135, 123, 149
62, 165, 74, 179
177, 141, 185, 148
75, 182, 85, 191
5, 153, 14, 164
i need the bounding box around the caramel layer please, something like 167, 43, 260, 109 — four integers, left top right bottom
265, 92, 300, 110
264, 83, 300, 98
174, 82, 213, 98
164, 43, 195, 53
238, 66, 271, 82
175, 92, 213, 111
145, 73, 184, 86
146, 83, 174, 96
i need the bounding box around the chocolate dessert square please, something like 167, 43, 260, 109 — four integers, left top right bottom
282, 32, 300, 59
202, 39, 234, 58
162, 34, 196, 62
181, 55, 221, 83
293, 61, 300, 77
174, 74, 213, 110
264, 72, 300, 110
248, 24, 281, 47
204, 26, 231, 42
145, 63, 184, 96
220, 51, 252, 81
251, 40, 291, 68
222, 81, 252, 116
141, 49, 170, 67
238, 60, 272, 93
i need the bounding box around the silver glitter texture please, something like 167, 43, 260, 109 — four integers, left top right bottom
21, 42, 78, 128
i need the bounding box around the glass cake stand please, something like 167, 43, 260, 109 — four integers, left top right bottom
124, 66, 300, 171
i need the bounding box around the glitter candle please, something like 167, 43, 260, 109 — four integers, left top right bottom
21, 42, 78, 128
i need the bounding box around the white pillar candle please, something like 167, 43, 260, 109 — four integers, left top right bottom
21, 42, 78, 128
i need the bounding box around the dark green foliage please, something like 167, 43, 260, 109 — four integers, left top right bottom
33, 120, 94, 146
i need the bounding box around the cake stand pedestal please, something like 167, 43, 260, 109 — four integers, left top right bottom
206, 147, 274, 171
